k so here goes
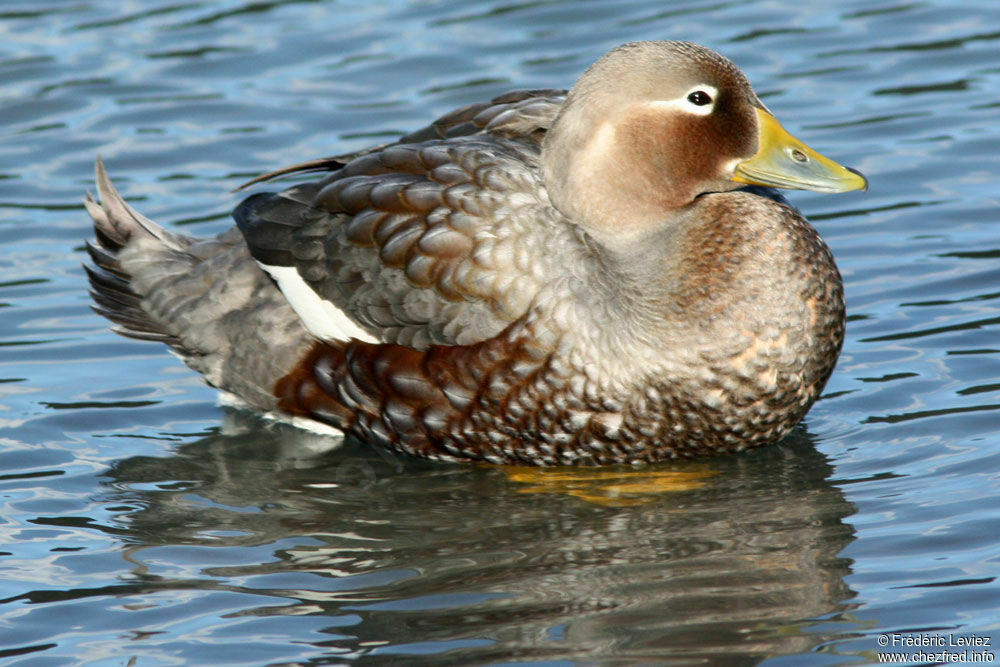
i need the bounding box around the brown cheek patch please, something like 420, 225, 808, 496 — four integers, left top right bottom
616, 108, 691, 209
617, 108, 727, 205
713, 102, 758, 161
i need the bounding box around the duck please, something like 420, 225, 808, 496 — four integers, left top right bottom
85, 40, 867, 466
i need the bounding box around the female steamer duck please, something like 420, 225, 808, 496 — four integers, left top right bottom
85, 41, 867, 465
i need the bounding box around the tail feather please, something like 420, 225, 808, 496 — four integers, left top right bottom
84, 157, 315, 412
85, 157, 184, 343
84, 239, 123, 274
83, 261, 178, 343
88, 157, 188, 251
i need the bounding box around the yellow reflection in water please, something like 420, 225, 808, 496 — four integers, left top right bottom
501, 466, 718, 507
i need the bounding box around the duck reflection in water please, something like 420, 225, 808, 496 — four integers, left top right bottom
100, 411, 857, 663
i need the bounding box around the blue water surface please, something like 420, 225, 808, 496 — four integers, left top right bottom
1, 0, 999, 664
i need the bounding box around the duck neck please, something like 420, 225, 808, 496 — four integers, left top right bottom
578, 216, 692, 336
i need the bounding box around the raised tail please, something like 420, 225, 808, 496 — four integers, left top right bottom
84, 157, 188, 343
83, 158, 314, 412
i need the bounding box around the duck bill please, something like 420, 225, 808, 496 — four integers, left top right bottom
733, 107, 868, 193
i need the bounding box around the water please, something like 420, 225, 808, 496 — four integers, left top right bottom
1, 0, 999, 664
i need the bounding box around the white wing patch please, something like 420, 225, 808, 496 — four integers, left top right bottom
258, 262, 378, 343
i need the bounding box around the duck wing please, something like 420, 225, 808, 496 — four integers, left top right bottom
233, 89, 570, 349
235, 89, 566, 190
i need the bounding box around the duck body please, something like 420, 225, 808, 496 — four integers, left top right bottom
86, 41, 864, 465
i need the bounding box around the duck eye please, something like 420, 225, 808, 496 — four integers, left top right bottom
687, 90, 712, 106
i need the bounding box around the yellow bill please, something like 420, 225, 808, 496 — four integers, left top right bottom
733, 107, 868, 193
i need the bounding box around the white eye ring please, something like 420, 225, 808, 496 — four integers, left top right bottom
680, 84, 717, 115
645, 84, 718, 116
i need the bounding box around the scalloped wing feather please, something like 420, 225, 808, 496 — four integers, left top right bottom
235, 90, 574, 349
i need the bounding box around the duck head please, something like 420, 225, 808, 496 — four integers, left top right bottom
542, 41, 866, 248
